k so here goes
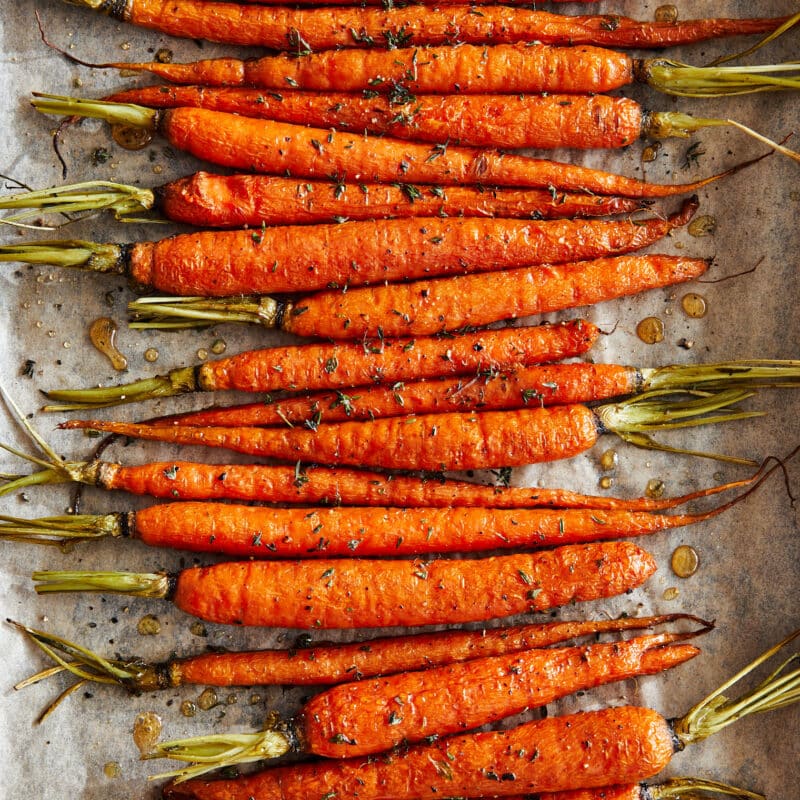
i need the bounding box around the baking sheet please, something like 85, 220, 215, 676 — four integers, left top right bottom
0, 2, 798, 798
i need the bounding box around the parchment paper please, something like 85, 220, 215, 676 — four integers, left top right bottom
0, 2, 798, 798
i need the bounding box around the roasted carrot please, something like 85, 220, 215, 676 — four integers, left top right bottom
32, 540, 657, 628
147, 632, 702, 771
158, 629, 800, 797
62, 1, 788, 50
32, 97, 760, 197
126, 254, 709, 337
0, 202, 700, 297
14, 614, 708, 694
58, 390, 766, 469
42, 321, 598, 411
0, 174, 645, 229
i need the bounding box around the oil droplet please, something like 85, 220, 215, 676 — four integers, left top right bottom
137, 614, 161, 636
197, 348, 209, 361
636, 317, 664, 345
599, 476, 614, 490
181, 700, 198, 718
111, 123, 154, 151
211, 338, 227, 355
89, 317, 128, 371
197, 688, 218, 711
645, 478, 665, 499
103, 761, 121, 779
133, 711, 162, 755
688, 215, 716, 238
662, 587, 680, 601
654, 4, 678, 23
249, 694, 262, 705
599, 449, 618, 471
671, 545, 699, 578
681, 292, 707, 319
144, 347, 159, 363
155, 48, 174, 63
226, 694, 238, 706
190, 621, 208, 637
152, 164, 164, 175
641, 142, 662, 163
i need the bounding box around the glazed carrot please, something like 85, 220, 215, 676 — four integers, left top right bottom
127, 254, 709, 338
0, 203, 699, 297
42, 321, 598, 411
64, 1, 788, 50
32, 98, 759, 198
14, 614, 709, 693
0, 173, 645, 229
32, 540, 657, 628
157, 629, 800, 797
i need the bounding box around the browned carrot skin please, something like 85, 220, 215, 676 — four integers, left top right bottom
157, 172, 647, 228
127, 208, 696, 297
154, 363, 640, 428
302, 634, 699, 758
280, 255, 709, 340
63, 405, 603, 474
171, 541, 656, 627
107, 86, 644, 150
170, 614, 701, 688
157, 107, 738, 197
162, 705, 675, 800
114, 1, 787, 51
110, 43, 635, 94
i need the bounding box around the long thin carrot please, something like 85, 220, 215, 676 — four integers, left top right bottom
41, 321, 598, 411
32, 97, 760, 197
148, 632, 702, 771
127, 254, 710, 337
0, 174, 645, 229
14, 614, 708, 694
63, 1, 789, 50
159, 629, 800, 798
0, 203, 700, 297
31, 540, 657, 628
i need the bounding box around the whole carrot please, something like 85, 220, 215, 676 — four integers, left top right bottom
62, 1, 788, 50
31, 540, 657, 628
126, 254, 709, 338
0, 174, 645, 229
0, 203, 699, 297
158, 630, 800, 799
32, 97, 757, 198
14, 614, 708, 694
147, 632, 702, 773
41, 321, 598, 411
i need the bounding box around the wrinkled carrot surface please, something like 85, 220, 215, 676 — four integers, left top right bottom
303, 633, 698, 757
157, 172, 646, 228
162, 705, 674, 799
128, 206, 696, 296
171, 541, 656, 627
109, 86, 644, 150
279, 254, 708, 339
63, 405, 603, 471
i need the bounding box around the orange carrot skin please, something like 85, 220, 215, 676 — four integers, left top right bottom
173, 614, 692, 687
121, 1, 786, 50
157, 363, 640, 428
195, 321, 599, 393
302, 634, 698, 758
162, 705, 675, 800
156, 172, 646, 228
127, 212, 694, 296
100, 460, 737, 512
158, 107, 726, 197
171, 541, 656, 628
132, 501, 699, 558
109, 86, 643, 150
64, 405, 602, 471
283, 255, 710, 339
119, 43, 634, 95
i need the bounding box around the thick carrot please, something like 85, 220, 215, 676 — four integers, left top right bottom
32, 541, 657, 628
42, 321, 599, 410
33, 98, 757, 198
69, 0, 788, 50
106, 86, 647, 151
